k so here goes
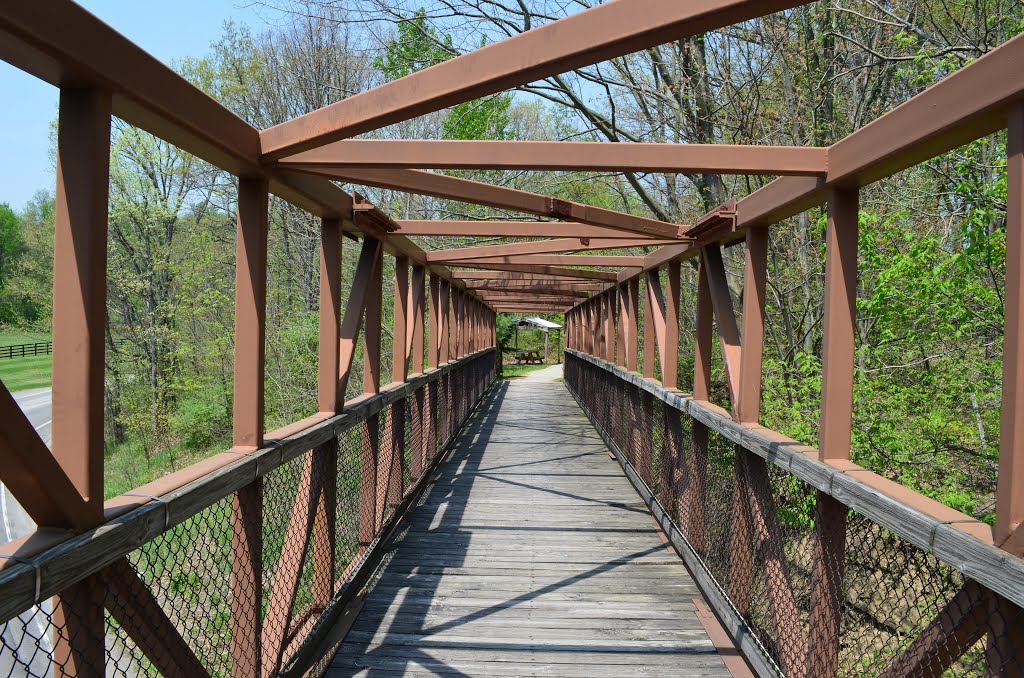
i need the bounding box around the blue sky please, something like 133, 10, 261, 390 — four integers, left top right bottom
0, 0, 280, 211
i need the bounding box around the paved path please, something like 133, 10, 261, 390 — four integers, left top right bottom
1, 388, 52, 677
2, 387, 51, 543
327, 375, 735, 677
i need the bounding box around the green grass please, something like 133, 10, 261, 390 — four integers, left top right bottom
0, 328, 51, 346
0, 354, 52, 391
105, 438, 214, 499
0, 327, 53, 391
501, 363, 554, 379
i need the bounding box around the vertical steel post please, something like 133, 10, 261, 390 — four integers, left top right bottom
604, 292, 615, 362
987, 102, 1024, 674
643, 277, 656, 379
808, 189, 858, 676
50, 87, 111, 678
736, 228, 768, 423
362, 244, 384, 536
996, 103, 1024, 556
663, 262, 681, 390
51, 87, 111, 521
626, 278, 639, 372
429, 276, 441, 369
616, 286, 627, 367
440, 281, 451, 364
392, 257, 409, 383
684, 253, 713, 554
313, 217, 341, 610
318, 218, 342, 414
228, 176, 268, 678
411, 266, 426, 375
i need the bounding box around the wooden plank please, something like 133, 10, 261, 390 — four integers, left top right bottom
322, 377, 736, 677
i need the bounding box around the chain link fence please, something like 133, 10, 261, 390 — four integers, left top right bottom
564, 351, 1024, 677
0, 349, 496, 678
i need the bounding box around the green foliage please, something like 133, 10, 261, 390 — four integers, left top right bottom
0, 202, 22, 290
495, 314, 516, 349
175, 387, 230, 450
374, 11, 513, 141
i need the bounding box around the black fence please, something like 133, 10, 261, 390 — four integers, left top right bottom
0, 341, 51, 360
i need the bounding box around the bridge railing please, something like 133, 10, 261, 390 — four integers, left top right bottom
0, 348, 496, 678
566, 351, 1023, 677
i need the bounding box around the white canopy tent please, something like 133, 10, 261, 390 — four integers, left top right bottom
514, 317, 563, 363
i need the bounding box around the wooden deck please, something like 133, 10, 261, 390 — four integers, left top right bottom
327, 376, 741, 677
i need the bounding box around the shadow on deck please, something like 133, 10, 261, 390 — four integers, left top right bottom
325, 375, 748, 677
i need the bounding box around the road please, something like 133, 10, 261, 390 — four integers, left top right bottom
1, 388, 52, 677
1, 388, 51, 544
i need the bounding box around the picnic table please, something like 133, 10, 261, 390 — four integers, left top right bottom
514, 350, 544, 364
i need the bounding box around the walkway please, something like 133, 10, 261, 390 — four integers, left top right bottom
327, 370, 739, 677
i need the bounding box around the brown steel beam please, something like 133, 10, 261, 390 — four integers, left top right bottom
339, 238, 383, 399
0, 382, 90, 530
101, 558, 211, 678
363, 244, 384, 394
392, 257, 410, 383
0, 1, 356, 223
318, 218, 342, 414
663, 262, 681, 389
701, 246, 741, 406
396, 220, 684, 239
424, 237, 679, 262
450, 269, 614, 281
828, 33, 1024, 188
410, 266, 426, 375
736, 227, 768, 424
440, 254, 643, 267
462, 279, 600, 290
259, 0, 810, 157
232, 178, 269, 450
453, 263, 620, 281
51, 87, 110, 521
292, 167, 682, 238
473, 287, 590, 297
0, 0, 262, 177
279, 140, 827, 175
998, 104, 1024, 556
636, 32, 1024, 283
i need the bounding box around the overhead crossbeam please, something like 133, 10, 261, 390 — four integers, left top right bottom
439, 254, 644, 267
259, 0, 811, 157
451, 271, 604, 282
279, 140, 828, 175
424, 237, 679, 263
453, 263, 621, 281
291, 167, 683, 239
396, 221, 685, 239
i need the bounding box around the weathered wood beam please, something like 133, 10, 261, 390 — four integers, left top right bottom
280, 140, 828, 175
292, 167, 682, 238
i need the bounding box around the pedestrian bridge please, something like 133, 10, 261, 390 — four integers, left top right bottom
2, 1, 1024, 676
